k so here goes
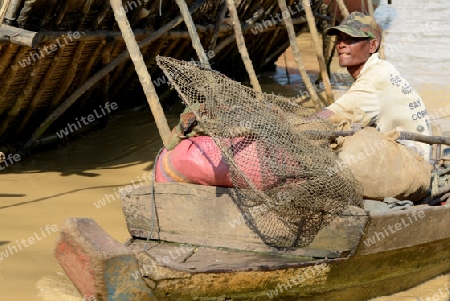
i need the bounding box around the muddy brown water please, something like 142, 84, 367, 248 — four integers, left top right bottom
1, 0, 450, 300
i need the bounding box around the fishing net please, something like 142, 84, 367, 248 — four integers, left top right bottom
156, 56, 363, 249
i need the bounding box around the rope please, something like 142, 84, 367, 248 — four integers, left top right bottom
144, 147, 164, 251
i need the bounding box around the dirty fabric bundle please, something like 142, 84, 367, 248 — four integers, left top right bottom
334, 127, 432, 202
156, 56, 363, 248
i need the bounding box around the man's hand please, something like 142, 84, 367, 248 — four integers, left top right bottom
303, 109, 335, 122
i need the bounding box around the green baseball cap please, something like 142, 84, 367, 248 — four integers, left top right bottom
326, 12, 382, 41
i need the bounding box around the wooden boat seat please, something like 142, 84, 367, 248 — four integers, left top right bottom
122, 182, 369, 259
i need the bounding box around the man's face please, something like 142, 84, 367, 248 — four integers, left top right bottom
335, 32, 374, 68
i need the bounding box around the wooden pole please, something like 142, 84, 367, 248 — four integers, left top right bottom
109, 0, 171, 147
277, 0, 323, 111
0, 24, 39, 47
174, 0, 211, 69
324, 131, 450, 145
225, 0, 262, 92
302, 0, 334, 105
367, 0, 375, 17
22, 0, 207, 151
208, 0, 227, 51
336, 0, 350, 18
0, 0, 11, 25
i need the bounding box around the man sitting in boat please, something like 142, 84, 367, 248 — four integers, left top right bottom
313, 12, 433, 202
316, 12, 432, 162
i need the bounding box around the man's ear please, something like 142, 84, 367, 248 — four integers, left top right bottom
369, 39, 380, 53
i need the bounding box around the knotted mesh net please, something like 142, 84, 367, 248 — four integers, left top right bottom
156, 56, 363, 249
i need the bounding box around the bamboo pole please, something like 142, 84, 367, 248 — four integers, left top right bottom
225, 0, 262, 92
208, 0, 227, 51
302, 0, 334, 105
3, 0, 19, 23
17, 0, 37, 27
0, 24, 39, 47
277, 0, 322, 111
22, 0, 207, 151
367, 0, 375, 17
323, 131, 450, 145
174, 0, 211, 69
0, 0, 12, 25
110, 0, 171, 146
336, 0, 349, 18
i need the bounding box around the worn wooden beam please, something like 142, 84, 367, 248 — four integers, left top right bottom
31, 17, 305, 45
208, 0, 227, 51
121, 182, 367, 258
110, 0, 172, 147
302, 0, 334, 105
225, 0, 261, 92
278, 0, 323, 111
336, 0, 350, 18
0, 0, 11, 25
54, 218, 157, 301
110, 40, 154, 97
0, 24, 39, 47
3, 0, 19, 23
306, 130, 450, 145
367, 0, 375, 17
16, 0, 37, 27
174, 0, 211, 69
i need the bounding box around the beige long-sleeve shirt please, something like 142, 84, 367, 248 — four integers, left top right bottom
327, 53, 432, 161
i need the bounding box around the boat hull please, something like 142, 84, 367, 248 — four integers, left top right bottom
54, 182, 450, 300
55, 217, 450, 300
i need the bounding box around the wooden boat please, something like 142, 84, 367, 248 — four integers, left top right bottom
0, 0, 381, 151
0, 0, 328, 150
54, 182, 450, 300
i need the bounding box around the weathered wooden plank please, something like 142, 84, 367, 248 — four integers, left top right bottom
54, 218, 157, 301
356, 205, 450, 255
121, 182, 368, 257
0, 24, 38, 47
